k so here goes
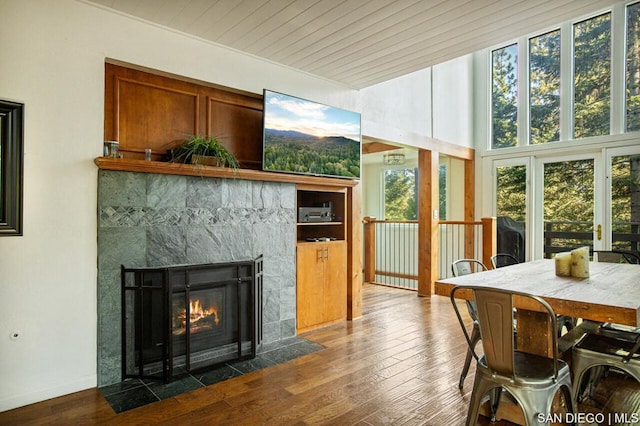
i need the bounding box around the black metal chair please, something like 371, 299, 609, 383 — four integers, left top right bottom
592, 250, 640, 265
490, 253, 519, 269
451, 259, 488, 390
450, 285, 575, 425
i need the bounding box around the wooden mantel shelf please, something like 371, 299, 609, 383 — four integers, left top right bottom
95, 157, 360, 188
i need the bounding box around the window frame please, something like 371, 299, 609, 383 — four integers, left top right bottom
0, 99, 24, 236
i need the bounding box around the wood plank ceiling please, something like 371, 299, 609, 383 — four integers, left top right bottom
86, 0, 623, 89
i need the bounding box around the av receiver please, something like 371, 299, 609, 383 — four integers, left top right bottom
298, 203, 333, 223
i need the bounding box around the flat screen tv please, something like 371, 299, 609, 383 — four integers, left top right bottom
262, 89, 361, 179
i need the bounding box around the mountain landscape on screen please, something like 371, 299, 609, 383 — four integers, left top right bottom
262, 90, 361, 179
263, 129, 360, 178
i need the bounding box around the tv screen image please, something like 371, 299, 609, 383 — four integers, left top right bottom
262, 90, 361, 179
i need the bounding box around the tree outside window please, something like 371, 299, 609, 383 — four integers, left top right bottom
492, 44, 518, 149
384, 169, 417, 221
574, 13, 611, 138
530, 30, 560, 144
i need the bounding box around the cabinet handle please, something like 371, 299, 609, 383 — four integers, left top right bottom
324, 247, 329, 261
317, 248, 323, 261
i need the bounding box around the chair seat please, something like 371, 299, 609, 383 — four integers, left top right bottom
576, 333, 640, 361
477, 352, 570, 383
598, 323, 640, 340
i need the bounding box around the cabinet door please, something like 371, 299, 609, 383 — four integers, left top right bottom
296, 244, 325, 330
323, 242, 347, 323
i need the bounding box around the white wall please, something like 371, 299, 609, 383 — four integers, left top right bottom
0, 0, 361, 411
433, 55, 474, 148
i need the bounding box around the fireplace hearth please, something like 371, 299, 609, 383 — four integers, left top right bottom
121, 256, 263, 382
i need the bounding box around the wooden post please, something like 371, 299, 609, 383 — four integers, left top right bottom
347, 183, 363, 320
482, 217, 497, 268
418, 149, 439, 296
464, 158, 475, 259
363, 217, 376, 283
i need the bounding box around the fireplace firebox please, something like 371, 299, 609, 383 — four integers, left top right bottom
121, 256, 263, 382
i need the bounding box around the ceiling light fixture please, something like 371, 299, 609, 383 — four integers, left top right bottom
383, 153, 405, 165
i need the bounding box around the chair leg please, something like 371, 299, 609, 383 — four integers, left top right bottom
459, 323, 480, 390
489, 387, 502, 423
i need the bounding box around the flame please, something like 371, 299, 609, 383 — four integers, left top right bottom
174, 298, 219, 334
188, 299, 219, 325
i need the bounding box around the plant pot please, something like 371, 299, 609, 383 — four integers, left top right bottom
191, 155, 224, 167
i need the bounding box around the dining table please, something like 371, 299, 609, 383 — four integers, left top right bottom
435, 259, 640, 357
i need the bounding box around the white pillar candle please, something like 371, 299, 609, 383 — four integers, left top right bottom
555, 252, 572, 277
571, 246, 590, 278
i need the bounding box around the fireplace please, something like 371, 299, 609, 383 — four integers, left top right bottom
121, 256, 263, 382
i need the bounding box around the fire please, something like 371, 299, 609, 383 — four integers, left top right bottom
188, 299, 219, 326
174, 298, 219, 335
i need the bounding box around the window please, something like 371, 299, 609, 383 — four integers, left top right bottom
439, 163, 447, 220
384, 168, 417, 220
530, 30, 560, 144
627, 2, 640, 131
492, 44, 518, 148
573, 13, 611, 138
488, 6, 640, 149
0, 99, 24, 236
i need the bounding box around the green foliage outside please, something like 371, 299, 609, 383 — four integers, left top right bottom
530, 30, 560, 144
574, 13, 611, 138
384, 169, 417, 220
627, 3, 640, 131
492, 44, 518, 149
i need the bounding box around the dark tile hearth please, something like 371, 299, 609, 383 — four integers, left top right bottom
99, 337, 324, 414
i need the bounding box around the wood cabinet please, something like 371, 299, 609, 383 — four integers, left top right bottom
296, 241, 347, 333
296, 184, 349, 333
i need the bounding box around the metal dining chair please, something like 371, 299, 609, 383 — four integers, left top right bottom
592, 249, 640, 265
572, 328, 640, 404
451, 259, 487, 390
450, 285, 575, 426
490, 253, 519, 269
573, 250, 640, 401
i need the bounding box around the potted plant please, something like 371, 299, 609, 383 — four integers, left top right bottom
172, 135, 240, 170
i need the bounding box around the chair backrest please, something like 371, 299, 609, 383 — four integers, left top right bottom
450, 285, 560, 380
490, 253, 520, 269
593, 250, 640, 265
451, 259, 488, 277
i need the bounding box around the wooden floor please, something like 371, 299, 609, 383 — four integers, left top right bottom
0, 284, 637, 425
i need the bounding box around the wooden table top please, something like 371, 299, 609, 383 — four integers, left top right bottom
435, 259, 640, 326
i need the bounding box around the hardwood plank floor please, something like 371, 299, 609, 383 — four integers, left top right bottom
1, 284, 638, 425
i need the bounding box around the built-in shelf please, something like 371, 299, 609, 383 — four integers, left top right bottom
94, 158, 359, 188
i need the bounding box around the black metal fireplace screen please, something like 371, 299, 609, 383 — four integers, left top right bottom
121, 256, 263, 382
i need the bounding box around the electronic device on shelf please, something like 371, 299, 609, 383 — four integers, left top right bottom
298, 202, 333, 223
305, 237, 337, 242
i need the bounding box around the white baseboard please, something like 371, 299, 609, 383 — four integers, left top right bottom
0, 375, 97, 413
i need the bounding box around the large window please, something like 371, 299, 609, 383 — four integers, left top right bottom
530, 30, 561, 144
573, 13, 611, 138
627, 2, 640, 131
489, 5, 640, 149
491, 44, 518, 149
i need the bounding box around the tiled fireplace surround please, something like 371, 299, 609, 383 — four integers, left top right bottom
97, 170, 297, 386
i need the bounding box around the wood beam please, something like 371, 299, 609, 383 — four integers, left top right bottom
418, 149, 439, 296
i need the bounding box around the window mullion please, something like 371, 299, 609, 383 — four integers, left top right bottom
518, 37, 529, 147
610, 1, 626, 134
560, 21, 573, 142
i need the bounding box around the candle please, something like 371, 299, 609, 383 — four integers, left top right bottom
555, 252, 572, 277
571, 246, 590, 278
